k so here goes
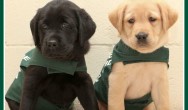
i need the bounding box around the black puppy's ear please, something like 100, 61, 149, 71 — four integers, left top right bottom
30, 9, 41, 48
77, 9, 96, 47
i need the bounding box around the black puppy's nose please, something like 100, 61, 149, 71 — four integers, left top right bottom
136, 32, 148, 41
47, 40, 58, 49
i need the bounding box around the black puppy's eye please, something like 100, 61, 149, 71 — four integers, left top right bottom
41, 24, 48, 30
149, 17, 157, 22
61, 23, 70, 29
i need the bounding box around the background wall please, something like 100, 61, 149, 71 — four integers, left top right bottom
5, 0, 184, 110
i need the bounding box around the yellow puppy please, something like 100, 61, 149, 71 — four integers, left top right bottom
94, 0, 178, 110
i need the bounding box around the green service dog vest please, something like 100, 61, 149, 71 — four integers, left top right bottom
6, 48, 87, 110
94, 40, 169, 110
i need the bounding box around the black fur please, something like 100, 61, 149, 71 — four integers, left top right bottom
6, 0, 98, 110
30, 0, 96, 59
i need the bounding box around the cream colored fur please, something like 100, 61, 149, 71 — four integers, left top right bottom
97, 0, 178, 110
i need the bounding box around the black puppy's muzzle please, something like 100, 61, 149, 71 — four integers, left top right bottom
47, 39, 58, 50
42, 37, 74, 59
135, 32, 148, 44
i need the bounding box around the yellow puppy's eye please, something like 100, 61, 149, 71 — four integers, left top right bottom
128, 18, 135, 24
149, 17, 157, 22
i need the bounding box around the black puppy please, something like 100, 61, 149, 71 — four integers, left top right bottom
5, 0, 98, 110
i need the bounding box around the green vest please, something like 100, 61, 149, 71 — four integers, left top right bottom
6, 48, 87, 110
94, 40, 169, 110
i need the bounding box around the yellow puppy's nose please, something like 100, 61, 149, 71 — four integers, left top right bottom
135, 32, 148, 42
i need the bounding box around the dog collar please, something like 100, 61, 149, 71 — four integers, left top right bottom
20, 48, 87, 75
112, 40, 169, 65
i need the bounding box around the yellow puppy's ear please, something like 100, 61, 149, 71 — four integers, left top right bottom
108, 3, 127, 34
157, 2, 178, 32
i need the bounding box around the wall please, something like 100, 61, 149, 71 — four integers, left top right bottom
5, 0, 184, 110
